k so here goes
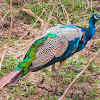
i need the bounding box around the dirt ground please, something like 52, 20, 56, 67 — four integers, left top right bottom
0, 19, 100, 100
0, 38, 100, 100
0, 0, 100, 100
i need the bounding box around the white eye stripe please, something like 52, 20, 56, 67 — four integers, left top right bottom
94, 15, 99, 19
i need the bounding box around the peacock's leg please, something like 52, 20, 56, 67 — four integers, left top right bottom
54, 61, 81, 94
54, 60, 66, 94
62, 65, 81, 72
52, 64, 56, 71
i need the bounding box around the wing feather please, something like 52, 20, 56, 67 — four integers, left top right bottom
32, 25, 83, 68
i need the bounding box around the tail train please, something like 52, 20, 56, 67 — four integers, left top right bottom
11, 70, 24, 84
0, 69, 30, 89
11, 68, 31, 84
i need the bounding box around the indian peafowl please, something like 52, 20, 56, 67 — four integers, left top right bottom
0, 14, 100, 90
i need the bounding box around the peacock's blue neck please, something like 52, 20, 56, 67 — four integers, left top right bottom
88, 17, 96, 39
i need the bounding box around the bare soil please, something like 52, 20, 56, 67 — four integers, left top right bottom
0, 0, 100, 100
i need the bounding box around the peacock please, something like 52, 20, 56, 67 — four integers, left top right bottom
0, 14, 100, 90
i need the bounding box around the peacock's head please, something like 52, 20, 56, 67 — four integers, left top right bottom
89, 14, 100, 29
91, 14, 100, 22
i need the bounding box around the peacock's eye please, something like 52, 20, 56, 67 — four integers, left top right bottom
97, 15, 100, 18
94, 15, 100, 20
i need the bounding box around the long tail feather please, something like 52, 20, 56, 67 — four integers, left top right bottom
0, 68, 31, 89
0, 70, 21, 89
11, 68, 31, 84
11, 70, 24, 84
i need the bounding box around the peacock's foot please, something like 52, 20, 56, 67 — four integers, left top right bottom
62, 65, 81, 72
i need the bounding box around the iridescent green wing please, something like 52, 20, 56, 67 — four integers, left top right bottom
15, 36, 48, 73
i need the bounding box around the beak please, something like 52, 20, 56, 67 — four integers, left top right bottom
98, 15, 100, 19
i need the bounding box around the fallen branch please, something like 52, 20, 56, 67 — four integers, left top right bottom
22, 9, 46, 28
59, 49, 100, 100
0, 49, 7, 71
20, 0, 52, 40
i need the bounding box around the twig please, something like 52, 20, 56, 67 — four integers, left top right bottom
0, 11, 10, 23
81, 1, 85, 27
40, 0, 57, 35
95, 1, 98, 10
91, 0, 92, 11
88, 39, 92, 56
56, 16, 66, 25
72, 0, 74, 17
87, 0, 90, 7
22, 9, 46, 27
0, 43, 8, 53
60, 4, 70, 24
38, 2, 56, 20
0, 49, 7, 71
13, 0, 51, 43
0, 10, 3, 20
8, 0, 13, 47
59, 49, 100, 100
38, 2, 66, 25
96, 24, 100, 30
